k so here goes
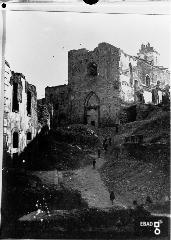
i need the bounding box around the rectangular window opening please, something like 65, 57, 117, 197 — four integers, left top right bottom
12, 82, 19, 112
27, 132, 32, 140
27, 91, 31, 115
13, 132, 19, 148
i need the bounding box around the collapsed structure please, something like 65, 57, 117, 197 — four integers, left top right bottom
3, 60, 38, 167
45, 43, 170, 127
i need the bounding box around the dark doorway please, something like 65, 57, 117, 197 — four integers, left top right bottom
84, 92, 100, 127
91, 121, 95, 126
27, 132, 32, 141
13, 132, 19, 148
126, 105, 137, 122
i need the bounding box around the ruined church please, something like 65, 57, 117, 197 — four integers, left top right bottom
45, 42, 170, 127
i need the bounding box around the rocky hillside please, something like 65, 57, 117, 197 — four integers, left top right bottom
100, 105, 170, 214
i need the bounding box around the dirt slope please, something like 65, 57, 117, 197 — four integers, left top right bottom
100, 109, 170, 214
63, 154, 127, 209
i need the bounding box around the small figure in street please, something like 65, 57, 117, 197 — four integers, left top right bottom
110, 191, 115, 205
103, 139, 106, 149
93, 159, 96, 169
104, 144, 108, 152
145, 196, 153, 205
133, 200, 138, 209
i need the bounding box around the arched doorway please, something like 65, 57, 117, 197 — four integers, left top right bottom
84, 92, 100, 127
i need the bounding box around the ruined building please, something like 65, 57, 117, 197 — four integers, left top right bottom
45, 85, 69, 127
37, 98, 51, 130
45, 42, 170, 127
3, 60, 38, 167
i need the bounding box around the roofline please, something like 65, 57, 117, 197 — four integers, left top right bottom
46, 84, 68, 89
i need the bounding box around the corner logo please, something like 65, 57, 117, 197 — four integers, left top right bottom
140, 220, 163, 235
154, 221, 162, 235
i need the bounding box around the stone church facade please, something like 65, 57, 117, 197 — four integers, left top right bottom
45, 42, 170, 127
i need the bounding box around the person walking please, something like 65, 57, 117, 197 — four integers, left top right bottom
103, 138, 107, 150
93, 159, 96, 169
110, 191, 115, 205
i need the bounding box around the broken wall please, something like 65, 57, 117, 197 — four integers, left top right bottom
3, 64, 38, 165
45, 85, 68, 127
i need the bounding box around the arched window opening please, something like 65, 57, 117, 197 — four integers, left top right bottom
87, 62, 98, 76
27, 132, 32, 140
13, 131, 19, 148
146, 75, 150, 87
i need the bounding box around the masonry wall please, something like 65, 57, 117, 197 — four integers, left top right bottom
119, 51, 137, 103
3, 63, 38, 166
45, 42, 170, 128
68, 42, 121, 126
45, 85, 68, 126
37, 98, 51, 130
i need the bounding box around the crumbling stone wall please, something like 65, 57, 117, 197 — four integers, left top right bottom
68, 43, 121, 127
120, 43, 170, 106
119, 51, 137, 103
45, 85, 69, 127
3, 62, 38, 166
67, 42, 170, 127
37, 98, 51, 129
45, 42, 169, 128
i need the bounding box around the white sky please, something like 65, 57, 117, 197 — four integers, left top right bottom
5, 10, 170, 98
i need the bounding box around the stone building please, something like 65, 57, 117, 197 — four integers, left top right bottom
68, 42, 170, 127
45, 85, 69, 127
45, 42, 170, 127
37, 98, 51, 130
3, 60, 38, 167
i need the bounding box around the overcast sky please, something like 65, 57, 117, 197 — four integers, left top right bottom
5, 10, 170, 98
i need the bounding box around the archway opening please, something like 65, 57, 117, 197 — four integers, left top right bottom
84, 92, 100, 127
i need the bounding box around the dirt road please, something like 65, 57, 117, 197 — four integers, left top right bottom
63, 153, 127, 210
32, 153, 127, 210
